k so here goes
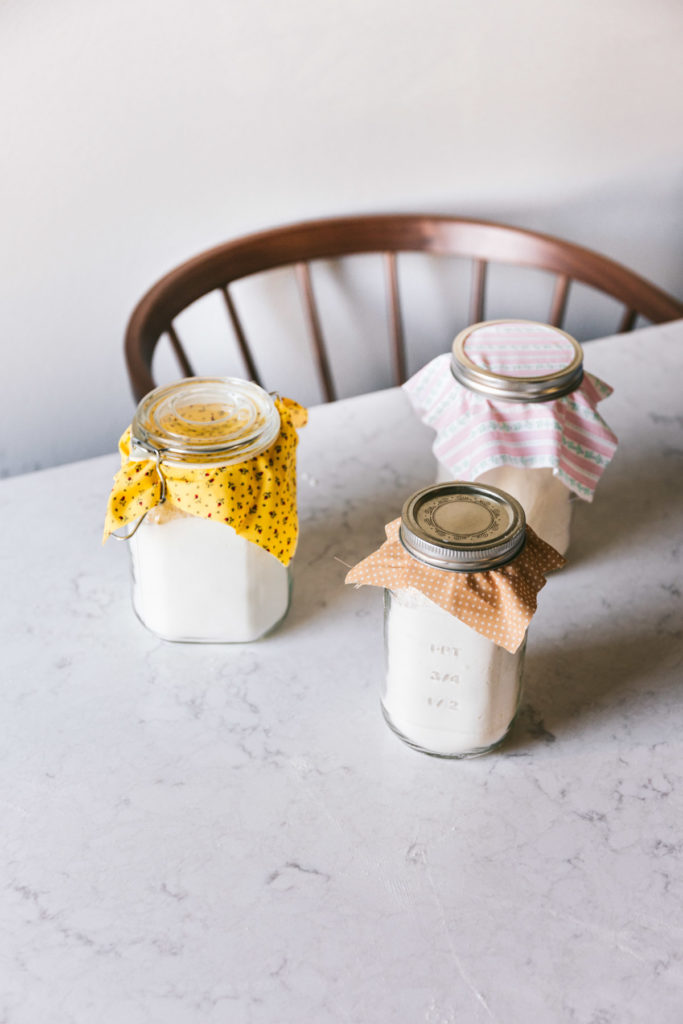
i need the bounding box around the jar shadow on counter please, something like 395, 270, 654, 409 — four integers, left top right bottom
566, 449, 683, 571
502, 615, 682, 752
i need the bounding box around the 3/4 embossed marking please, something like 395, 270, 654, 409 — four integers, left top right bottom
429, 671, 460, 683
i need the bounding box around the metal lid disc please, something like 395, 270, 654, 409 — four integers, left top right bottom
400, 482, 526, 571
451, 319, 584, 402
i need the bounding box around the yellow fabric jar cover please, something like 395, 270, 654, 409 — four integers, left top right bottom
103, 396, 307, 566
346, 518, 565, 653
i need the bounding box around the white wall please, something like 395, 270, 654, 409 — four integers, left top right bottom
1, 0, 682, 476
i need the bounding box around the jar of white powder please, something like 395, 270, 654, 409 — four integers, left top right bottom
403, 320, 618, 555
105, 377, 306, 643
346, 482, 565, 758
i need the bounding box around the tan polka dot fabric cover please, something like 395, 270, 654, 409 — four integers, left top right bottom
103, 398, 307, 566
346, 519, 565, 653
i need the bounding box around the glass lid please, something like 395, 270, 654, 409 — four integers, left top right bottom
131, 377, 281, 465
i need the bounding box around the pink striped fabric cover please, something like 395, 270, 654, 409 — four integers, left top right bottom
403, 325, 618, 501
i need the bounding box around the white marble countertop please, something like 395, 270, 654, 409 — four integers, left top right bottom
2, 319, 683, 1023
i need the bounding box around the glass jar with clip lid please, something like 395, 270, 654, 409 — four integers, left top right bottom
104, 377, 306, 642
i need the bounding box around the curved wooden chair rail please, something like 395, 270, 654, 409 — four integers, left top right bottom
125, 214, 683, 403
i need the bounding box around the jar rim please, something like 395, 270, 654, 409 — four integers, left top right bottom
400, 482, 526, 571
450, 319, 584, 402
131, 377, 281, 466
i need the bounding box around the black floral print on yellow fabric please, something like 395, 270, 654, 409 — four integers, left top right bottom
103, 397, 307, 566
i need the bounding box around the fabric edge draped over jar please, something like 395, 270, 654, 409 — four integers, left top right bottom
403, 353, 617, 501
345, 518, 565, 654
103, 397, 307, 566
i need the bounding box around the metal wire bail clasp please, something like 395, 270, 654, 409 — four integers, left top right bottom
111, 443, 168, 542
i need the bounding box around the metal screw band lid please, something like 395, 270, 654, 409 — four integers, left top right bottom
450, 319, 584, 403
131, 377, 281, 466
399, 482, 526, 572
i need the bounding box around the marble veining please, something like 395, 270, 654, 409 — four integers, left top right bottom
1, 321, 683, 1022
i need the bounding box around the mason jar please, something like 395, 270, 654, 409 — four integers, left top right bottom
436, 320, 587, 555
382, 483, 527, 758
127, 378, 292, 643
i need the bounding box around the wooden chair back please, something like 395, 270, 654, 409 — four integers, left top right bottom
125, 214, 683, 402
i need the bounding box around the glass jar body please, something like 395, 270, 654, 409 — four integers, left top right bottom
130, 505, 291, 643
436, 461, 572, 555
382, 588, 525, 757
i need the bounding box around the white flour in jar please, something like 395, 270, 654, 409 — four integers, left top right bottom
383, 587, 524, 756
437, 462, 572, 554
130, 507, 290, 642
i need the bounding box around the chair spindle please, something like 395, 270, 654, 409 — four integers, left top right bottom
470, 260, 487, 323
295, 262, 336, 402
126, 216, 683, 407
618, 308, 638, 333
549, 274, 570, 327
167, 324, 195, 378
220, 286, 262, 386
385, 252, 407, 385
